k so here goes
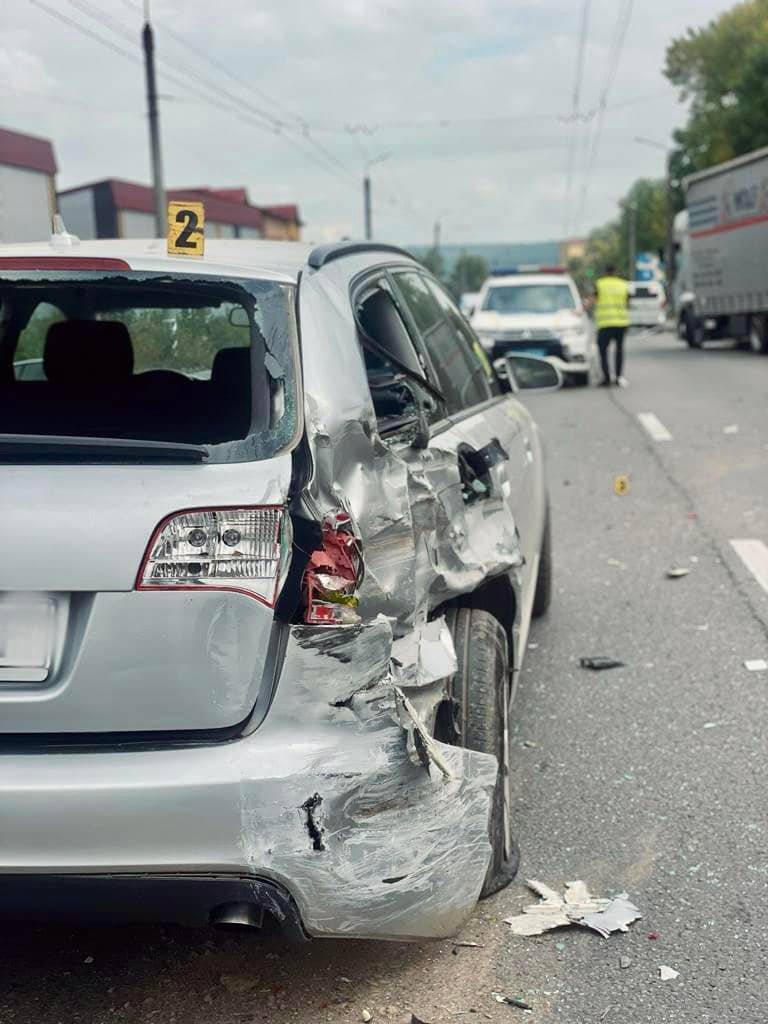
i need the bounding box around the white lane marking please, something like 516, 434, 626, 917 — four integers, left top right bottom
730, 539, 768, 594
637, 411, 673, 442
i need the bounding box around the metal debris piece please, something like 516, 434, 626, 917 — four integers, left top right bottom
579, 657, 625, 671
666, 566, 690, 578
505, 880, 641, 938
492, 993, 532, 1011
659, 966, 679, 981
744, 659, 768, 672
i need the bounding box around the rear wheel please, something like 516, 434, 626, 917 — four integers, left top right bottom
443, 607, 519, 898
684, 311, 703, 348
748, 316, 768, 354
571, 372, 590, 388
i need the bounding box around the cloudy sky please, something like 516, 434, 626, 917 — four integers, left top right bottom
3, 0, 731, 245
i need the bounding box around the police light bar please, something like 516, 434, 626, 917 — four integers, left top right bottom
489, 265, 567, 276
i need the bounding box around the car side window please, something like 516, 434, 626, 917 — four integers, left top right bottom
393, 270, 491, 414
423, 277, 497, 398
355, 278, 440, 438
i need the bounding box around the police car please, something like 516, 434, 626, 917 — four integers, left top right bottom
470, 266, 594, 386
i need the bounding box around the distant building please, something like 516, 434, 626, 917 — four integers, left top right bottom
58, 180, 302, 241
0, 126, 58, 242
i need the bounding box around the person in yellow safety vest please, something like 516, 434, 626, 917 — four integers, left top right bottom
591, 264, 630, 387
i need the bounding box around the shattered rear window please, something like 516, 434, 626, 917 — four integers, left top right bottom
0, 271, 300, 462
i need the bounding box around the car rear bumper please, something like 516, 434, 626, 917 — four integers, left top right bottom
0, 620, 496, 941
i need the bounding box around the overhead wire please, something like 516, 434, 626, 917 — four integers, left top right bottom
55, 0, 429, 230
563, 0, 592, 238
574, 0, 634, 234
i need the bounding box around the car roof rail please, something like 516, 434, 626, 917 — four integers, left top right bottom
307, 241, 417, 270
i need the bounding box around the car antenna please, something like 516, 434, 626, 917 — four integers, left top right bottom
50, 213, 80, 249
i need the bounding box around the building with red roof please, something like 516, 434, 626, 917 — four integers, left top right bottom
0, 126, 58, 242
58, 179, 302, 242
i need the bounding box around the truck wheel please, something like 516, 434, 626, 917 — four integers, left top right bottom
748, 316, 768, 354
684, 312, 703, 348
532, 504, 552, 618
444, 607, 519, 898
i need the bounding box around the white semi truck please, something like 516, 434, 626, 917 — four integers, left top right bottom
672, 145, 768, 353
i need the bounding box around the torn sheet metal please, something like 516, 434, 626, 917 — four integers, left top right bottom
506, 880, 642, 938
237, 616, 497, 940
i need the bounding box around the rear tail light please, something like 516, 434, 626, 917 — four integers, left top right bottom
137, 506, 288, 606
303, 512, 363, 625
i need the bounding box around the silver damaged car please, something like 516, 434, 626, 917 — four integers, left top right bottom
0, 239, 557, 941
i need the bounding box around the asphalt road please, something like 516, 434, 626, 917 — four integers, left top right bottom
1, 330, 766, 1024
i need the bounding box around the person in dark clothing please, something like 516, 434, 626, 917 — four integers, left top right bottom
590, 263, 630, 387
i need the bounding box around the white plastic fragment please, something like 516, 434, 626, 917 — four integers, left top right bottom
659, 966, 679, 981
362, 1010, 373, 1022
666, 566, 690, 578
722, 424, 739, 435
744, 659, 768, 672
505, 880, 641, 938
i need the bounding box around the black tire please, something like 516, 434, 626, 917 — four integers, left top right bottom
748, 316, 768, 354
684, 311, 703, 348
443, 607, 519, 898
532, 504, 552, 618
571, 373, 590, 388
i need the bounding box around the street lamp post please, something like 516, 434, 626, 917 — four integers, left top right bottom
634, 135, 673, 279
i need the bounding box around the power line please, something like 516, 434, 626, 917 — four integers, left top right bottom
563, 0, 592, 237
574, 0, 634, 234
34, 0, 362, 195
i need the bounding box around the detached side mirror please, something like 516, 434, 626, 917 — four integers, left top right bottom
504, 355, 562, 393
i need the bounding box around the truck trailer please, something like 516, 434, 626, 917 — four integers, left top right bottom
674, 145, 768, 353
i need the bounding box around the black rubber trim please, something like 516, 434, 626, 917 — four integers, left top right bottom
308, 242, 416, 269
0, 873, 308, 940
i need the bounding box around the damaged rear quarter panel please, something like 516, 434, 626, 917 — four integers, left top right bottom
239, 617, 497, 940
240, 260, 533, 939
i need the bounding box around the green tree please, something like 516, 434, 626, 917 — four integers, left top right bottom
448, 252, 489, 298
665, 0, 768, 182
582, 178, 667, 279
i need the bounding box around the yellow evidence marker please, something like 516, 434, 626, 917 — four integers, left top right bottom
613, 474, 630, 496
167, 201, 205, 257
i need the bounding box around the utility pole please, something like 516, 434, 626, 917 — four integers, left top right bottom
142, 0, 165, 237
363, 174, 372, 240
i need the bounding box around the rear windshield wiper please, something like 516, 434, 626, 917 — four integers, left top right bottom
0, 434, 209, 463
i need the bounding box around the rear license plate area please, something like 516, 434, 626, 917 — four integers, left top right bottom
0, 594, 56, 683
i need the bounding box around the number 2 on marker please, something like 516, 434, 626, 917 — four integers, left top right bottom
167, 201, 205, 257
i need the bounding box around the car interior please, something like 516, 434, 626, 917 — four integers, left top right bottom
0, 283, 270, 445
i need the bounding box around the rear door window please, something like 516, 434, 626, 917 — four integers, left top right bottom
393, 270, 491, 414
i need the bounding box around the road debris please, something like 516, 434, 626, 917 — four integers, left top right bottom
492, 992, 532, 1011
666, 566, 691, 578
744, 659, 768, 672
579, 657, 625, 671
659, 966, 679, 981
619, 956, 631, 969
722, 424, 739, 435
607, 557, 626, 569
647, 932, 659, 940
613, 475, 629, 496
505, 880, 641, 938
411, 1016, 434, 1024
361, 1010, 373, 1022
452, 940, 484, 947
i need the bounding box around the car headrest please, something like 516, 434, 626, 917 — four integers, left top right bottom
211, 346, 251, 388
44, 320, 134, 386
